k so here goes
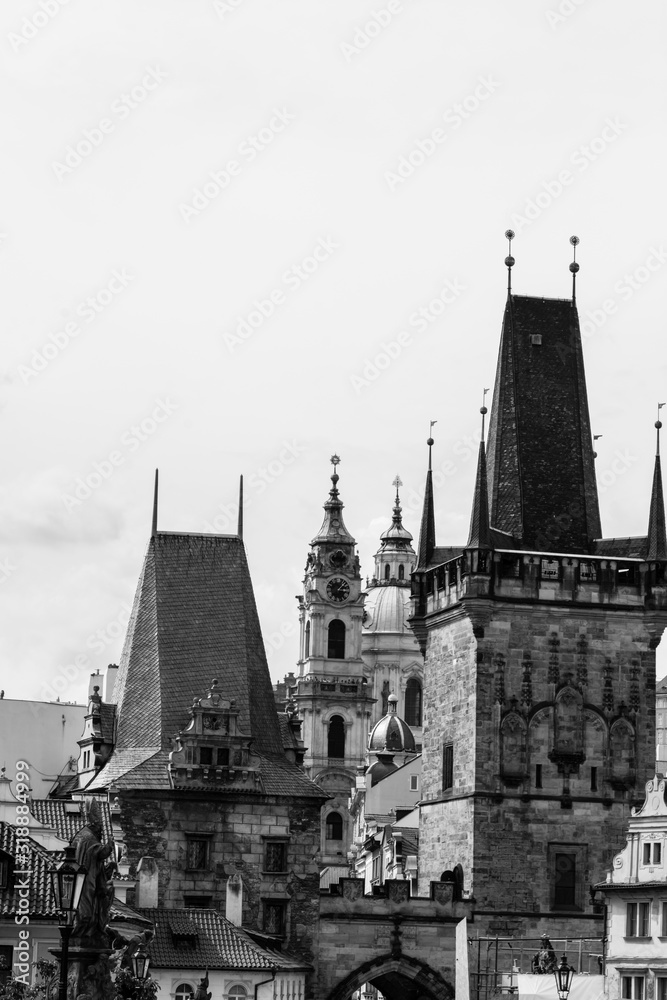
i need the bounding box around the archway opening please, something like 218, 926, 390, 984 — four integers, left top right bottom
327, 956, 453, 1000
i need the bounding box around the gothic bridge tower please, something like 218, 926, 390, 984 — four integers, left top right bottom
412, 234, 667, 939
292, 457, 375, 866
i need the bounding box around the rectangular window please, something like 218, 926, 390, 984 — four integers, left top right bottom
662, 901, 667, 936
183, 894, 212, 908
0, 860, 7, 890
442, 743, 454, 791
217, 747, 229, 766
579, 561, 598, 582
626, 901, 650, 937
535, 764, 542, 788
186, 839, 208, 870
658, 980, 667, 1000
372, 856, 381, 882
541, 559, 560, 580
264, 842, 287, 873
199, 747, 213, 765
643, 843, 651, 865
410, 775, 419, 791
554, 852, 577, 908
264, 902, 285, 936
655, 843, 662, 864
622, 977, 644, 1000
591, 766, 597, 792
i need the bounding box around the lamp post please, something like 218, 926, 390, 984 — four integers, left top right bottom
554, 954, 575, 1000
131, 947, 150, 983
51, 845, 87, 1000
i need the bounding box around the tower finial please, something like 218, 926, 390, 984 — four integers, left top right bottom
657, 403, 665, 457
237, 474, 244, 539
428, 421, 436, 471
480, 388, 490, 443
151, 469, 159, 538
505, 229, 515, 293
569, 235, 580, 300
330, 453, 341, 496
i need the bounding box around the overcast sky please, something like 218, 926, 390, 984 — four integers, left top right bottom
1, 0, 666, 703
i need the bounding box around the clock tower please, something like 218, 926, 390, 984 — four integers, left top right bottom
292, 456, 375, 866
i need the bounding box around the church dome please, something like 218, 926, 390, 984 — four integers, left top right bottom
363, 585, 412, 635
366, 752, 398, 787
368, 694, 416, 753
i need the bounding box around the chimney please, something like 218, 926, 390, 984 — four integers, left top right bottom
226, 874, 243, 926
136, 856, 159, 908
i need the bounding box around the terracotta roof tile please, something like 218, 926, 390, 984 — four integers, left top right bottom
0, 822, 58, 918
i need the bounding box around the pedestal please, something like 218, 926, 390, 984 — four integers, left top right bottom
49, 946, 114, 1000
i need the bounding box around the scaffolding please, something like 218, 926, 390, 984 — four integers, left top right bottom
469, 937, 604, 1000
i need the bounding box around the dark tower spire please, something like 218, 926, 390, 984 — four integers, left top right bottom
467, 393, 491, 549
416, 424, 436, 569
646, 405, 667, 562
151, 469, 159, 538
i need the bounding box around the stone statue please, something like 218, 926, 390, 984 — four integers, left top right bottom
71, 800, 115, 949
193, 973, 211, 1000
531, 934, 557, 974
108, 929, 154, 972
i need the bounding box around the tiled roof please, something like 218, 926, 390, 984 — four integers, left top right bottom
113, 534, 284, 757
30, 799, 113, 843
0, 822, 59, 918
277, 714, 300, 751
593, 536, 648, 559
91, 748, 326, 800
137, 908, 308, 971
486, 295, 601, 553
100, 703, 116, 744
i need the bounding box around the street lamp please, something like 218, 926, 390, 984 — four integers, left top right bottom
131, 947, 151, 982
554, 955, 575, 1000
51, 845, 87, 1000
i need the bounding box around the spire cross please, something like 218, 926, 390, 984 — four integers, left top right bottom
330, 454, 341, 474
657, 404, 665, 457
504, 229, 515, 292
570, 235, 580, 300
392, 474, 403, 497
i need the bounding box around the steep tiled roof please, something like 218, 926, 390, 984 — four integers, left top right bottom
138, 908, 308, 971
486, 295, 601, 553
467, 440, 490, 549
646, 451, 667, 561
592, 537, 647, 558
113, 534, 284, 757
86, 748, 167, 791
0, 822, 58, 918
100, 703, 116, 744
30, 799, 113, 843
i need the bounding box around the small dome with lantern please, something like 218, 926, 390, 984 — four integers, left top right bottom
368, 694, 416, 754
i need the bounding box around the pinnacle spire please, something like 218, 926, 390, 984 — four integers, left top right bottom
310, 455, 355, 545
151, 469, 159, 538
646, 406, 667, 562
237, 474, 244, 539
416, 427, 436, 569
467, 398, 491, 549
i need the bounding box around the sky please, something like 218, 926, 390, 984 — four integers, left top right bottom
1, 0, 666, 703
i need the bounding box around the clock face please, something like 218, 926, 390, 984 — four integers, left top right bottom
326, 577, 350, 603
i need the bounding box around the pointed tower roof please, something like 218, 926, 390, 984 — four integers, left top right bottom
112, 532, 285, 757
380, 476, 414, 548
311, 455, 355, 545
646, 414, 667, 561
486, 236, 601, 553
416, 435, 436, 569
467, 403, 491, 549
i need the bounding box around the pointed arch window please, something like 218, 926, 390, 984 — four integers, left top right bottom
398, 564, 405, 581
304, 622, 310, 659
384, 564, 391, 580
328, 716, 345, 758
405, 678, 422, 727
328, 620, 345, 659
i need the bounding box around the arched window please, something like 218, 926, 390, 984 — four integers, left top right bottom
174, 985, 194, 1000
328, 620, 345, 659
227, 988, 248, 1000
326, 812, 343, 840
398, 564, 405, 580
304, 622, 310, 659
328, 715, 345, 758
384, 564, 390, 580
405, 678, 422, 727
